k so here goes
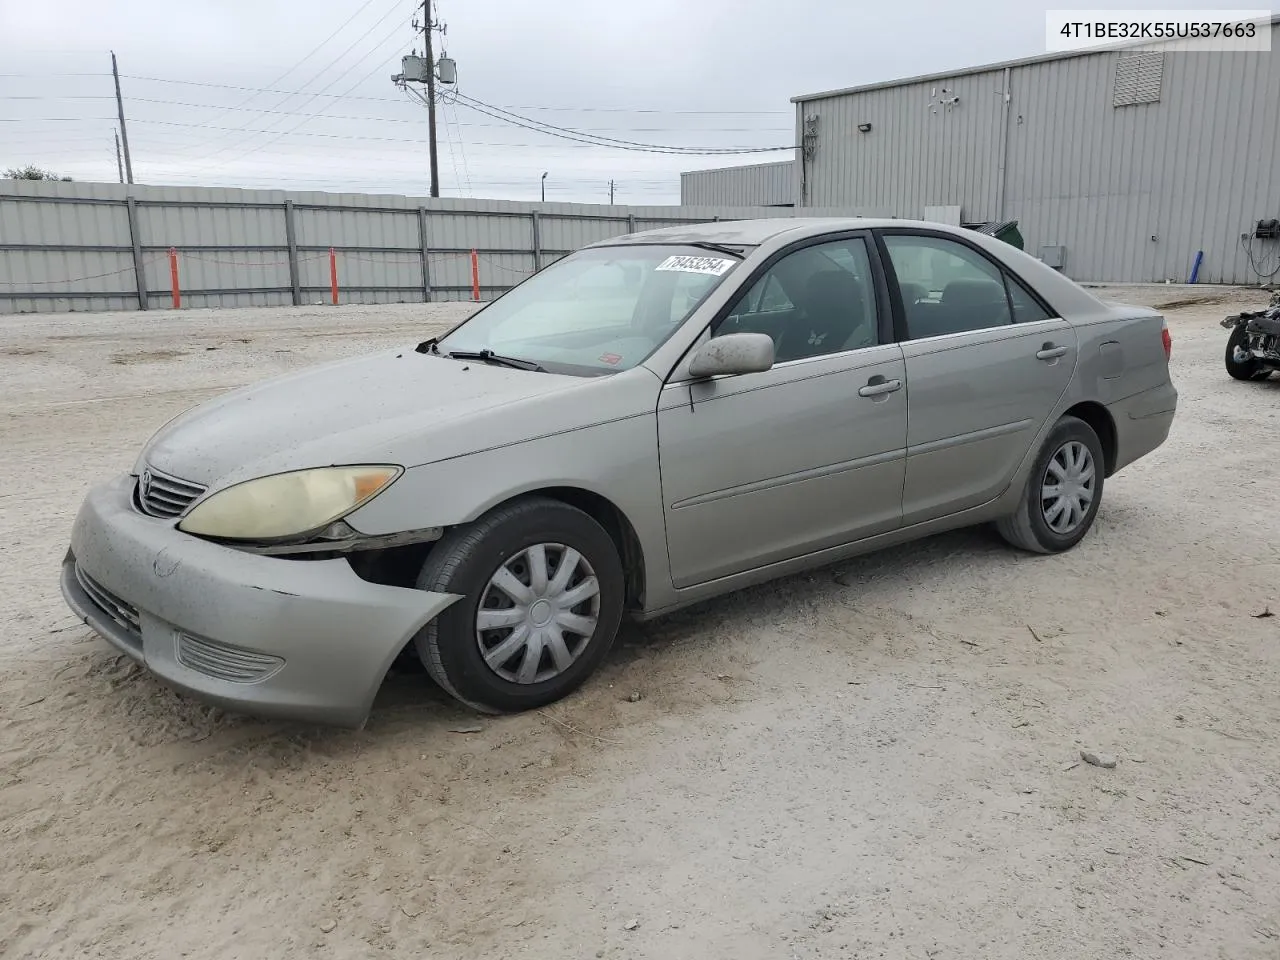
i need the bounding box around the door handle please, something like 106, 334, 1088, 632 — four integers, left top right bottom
1036, 344, 1069, 361
858, 377, 902, 398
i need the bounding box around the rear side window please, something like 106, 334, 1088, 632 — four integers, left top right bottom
884, 234, 1011, 338
1005, 273, 1053, 323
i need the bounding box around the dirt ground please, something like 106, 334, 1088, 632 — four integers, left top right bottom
2, 286, 1279, 960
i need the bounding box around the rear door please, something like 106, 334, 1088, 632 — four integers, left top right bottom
877, 230, 1077, 525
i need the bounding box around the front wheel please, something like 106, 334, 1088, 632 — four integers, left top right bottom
1226, 323, 1270, 381
413, 497, 625, 713
997, 416, 1105, 554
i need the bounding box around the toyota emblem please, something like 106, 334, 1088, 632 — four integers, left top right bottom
141, 469, 153, 499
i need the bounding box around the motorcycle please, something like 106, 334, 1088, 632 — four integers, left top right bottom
1222, 290, 1280, 381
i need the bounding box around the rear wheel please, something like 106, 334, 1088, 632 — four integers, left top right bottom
413, 497, 624, 713
1226, 324, 1270, 381
997, 416, 1104, 554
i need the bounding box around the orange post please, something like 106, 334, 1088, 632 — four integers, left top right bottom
168, 247, 181, 309
471, 248, 480, 301
329, 247, 339, 305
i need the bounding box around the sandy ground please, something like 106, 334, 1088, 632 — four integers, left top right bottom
2, 288, 1279, 960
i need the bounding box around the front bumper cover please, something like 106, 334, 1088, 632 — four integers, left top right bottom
60, 474, 461, 727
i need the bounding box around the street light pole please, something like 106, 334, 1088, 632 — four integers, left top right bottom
541, 171, 548, 203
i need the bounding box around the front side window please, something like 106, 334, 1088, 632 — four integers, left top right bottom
713, 237, 880, 363
437, 244, 747, 376
884, 234, 1013, 339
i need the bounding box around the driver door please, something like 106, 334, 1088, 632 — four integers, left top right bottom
656, 234, 907, 588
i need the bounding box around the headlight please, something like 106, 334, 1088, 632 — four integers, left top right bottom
178, 465, 401, 541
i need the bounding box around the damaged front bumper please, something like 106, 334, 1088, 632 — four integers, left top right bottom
60, 474, 461, 727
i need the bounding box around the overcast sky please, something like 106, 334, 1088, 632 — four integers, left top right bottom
2, 0, 1273, 203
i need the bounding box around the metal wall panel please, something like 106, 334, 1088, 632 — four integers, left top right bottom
680, 161, 796, 206
797, 25, 1280, 283
542, 211, 630, 253
0, 194, 126, 246
174, 251, 293, 303
1001, 39, 1280, 283
0, 178, 874, 312
799, 69, 1006, 221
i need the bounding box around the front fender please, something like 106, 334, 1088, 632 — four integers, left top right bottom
343, 413, 675, 611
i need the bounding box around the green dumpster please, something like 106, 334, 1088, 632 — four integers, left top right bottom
966, 219, 1024, 251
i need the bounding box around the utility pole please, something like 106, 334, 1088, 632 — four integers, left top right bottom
422, 0, 440, 198
609, 179, 615, 204
392, 4, 455, 196
111, 52, 134, 184
114, 130, 124, 183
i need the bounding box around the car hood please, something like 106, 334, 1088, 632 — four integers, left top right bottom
138, 348, 605, 487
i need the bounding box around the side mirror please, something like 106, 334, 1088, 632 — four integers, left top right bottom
687, 332, 775, 379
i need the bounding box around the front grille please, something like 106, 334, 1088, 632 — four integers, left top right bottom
136, 467, 206, 518
176, 633, 284, 684
75, 564, 141, 640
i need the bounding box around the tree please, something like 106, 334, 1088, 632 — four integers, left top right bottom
3, 165, 73, 181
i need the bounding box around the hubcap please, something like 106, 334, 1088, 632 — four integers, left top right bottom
1040, 440, 1095, 535
474, 543, 601, 685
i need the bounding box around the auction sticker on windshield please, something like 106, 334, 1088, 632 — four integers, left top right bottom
655, 255, 736, 276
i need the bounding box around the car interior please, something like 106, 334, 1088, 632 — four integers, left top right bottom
715, 244, 879, 362
899, 277, 1013, 338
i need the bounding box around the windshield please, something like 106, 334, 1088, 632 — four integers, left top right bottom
436, 244, 748, 375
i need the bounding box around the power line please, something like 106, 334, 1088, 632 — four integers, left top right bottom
447, 99, 474, 195
0, 72, 109, 78
2, 114, 784, 159
124, 117, 608, 150
103, 96, 789, 132
450, 93, 794, 155
171, 0, 383, 137
8, 94, 785, 133
144, 175, 680, 192
437, 93, 465, 196
186, 23, 418, 172
0, 117, 118, 122
183, 0, 415, 162
108, 75, 789, 115
1, 97, 790, 132
146, 172, 674, 185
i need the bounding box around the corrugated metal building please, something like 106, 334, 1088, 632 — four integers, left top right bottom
685, 23, 1280, 283
791, 24, 1280, 283
680, 160, 797, 207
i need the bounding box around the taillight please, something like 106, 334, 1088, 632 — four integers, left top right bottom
1161, 321, 1172, 360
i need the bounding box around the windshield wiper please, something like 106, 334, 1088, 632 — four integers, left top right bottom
686, 241, 745, 259
445, 349, 545, 372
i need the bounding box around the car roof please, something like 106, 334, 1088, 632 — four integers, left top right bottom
589, 217, 987, 248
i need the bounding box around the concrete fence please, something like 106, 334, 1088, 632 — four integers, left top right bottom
0, 180, 870, 314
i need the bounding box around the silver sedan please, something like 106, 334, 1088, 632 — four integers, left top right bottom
61, 218, 1178, 725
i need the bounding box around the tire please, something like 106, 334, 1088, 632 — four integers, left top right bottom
1226, 324, 1270, 381
412, 496, 625, 713
997, 415, 1105, 555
